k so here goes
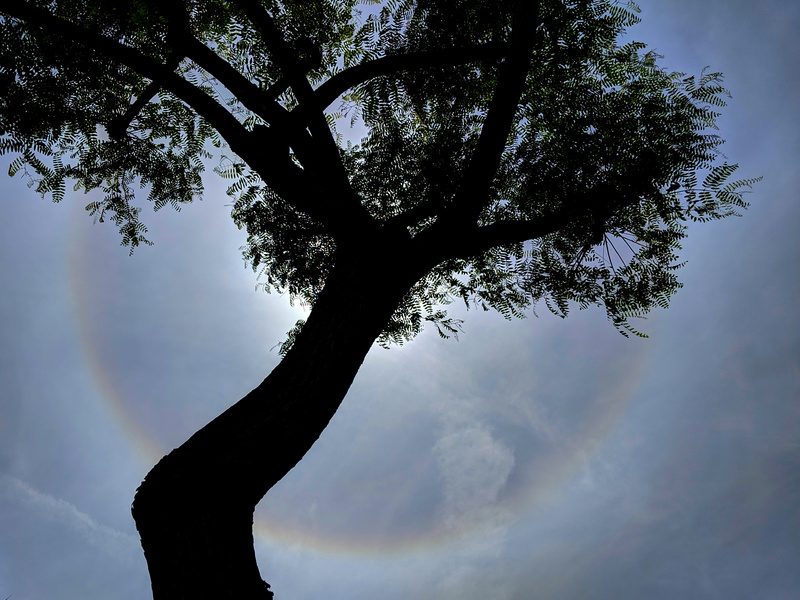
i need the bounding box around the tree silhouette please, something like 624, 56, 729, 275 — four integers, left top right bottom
0, 1, 757, 598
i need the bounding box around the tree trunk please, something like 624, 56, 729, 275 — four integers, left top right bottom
131, 248, 421, 599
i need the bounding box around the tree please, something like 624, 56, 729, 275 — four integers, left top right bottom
0, 0, 757, 598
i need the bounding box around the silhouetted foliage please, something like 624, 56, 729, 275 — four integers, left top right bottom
1, 0, 757, 345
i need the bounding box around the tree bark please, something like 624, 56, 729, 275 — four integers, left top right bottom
131, 247, 421, 599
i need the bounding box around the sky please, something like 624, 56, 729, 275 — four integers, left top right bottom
1, 1, 798, 599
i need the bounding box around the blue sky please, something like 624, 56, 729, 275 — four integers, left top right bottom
1, 1, 799, 599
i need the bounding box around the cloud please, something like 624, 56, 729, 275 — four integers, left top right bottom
430, 423, 516, 600
0, 475, 141, 566
433, 426, 515, 530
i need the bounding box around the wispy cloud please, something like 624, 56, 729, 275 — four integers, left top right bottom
0, 475, 141, 566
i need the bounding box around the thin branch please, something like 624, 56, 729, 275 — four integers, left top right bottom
606, 235, 626, 268
620, 235, 638, 256
604, 236, 616, 274
619, 233, 645, 247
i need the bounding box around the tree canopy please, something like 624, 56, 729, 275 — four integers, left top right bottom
1, 0, 757, 344
1, 2, 762, 598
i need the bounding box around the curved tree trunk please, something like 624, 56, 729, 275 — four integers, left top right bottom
132, 249, 422, 599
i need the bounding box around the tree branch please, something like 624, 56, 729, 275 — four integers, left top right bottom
454, 212, 580, 259
104, 11, 288, 142
3, 3, 247, 148
439, 1, 541, 228
305, 42, 509, 114
161, 0, 371, 233
1, 2, 355, 231
410, 204, 582, 269
264, 75, 292, 102
228, 0, 375, 234
107, 52, 184, 140
155, 0, 294, 129
181, 36, 289, 126
420, 183, 630, 264
385, 199, 444, 230
177, 39, 353, 227
227, 0, 316, 103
